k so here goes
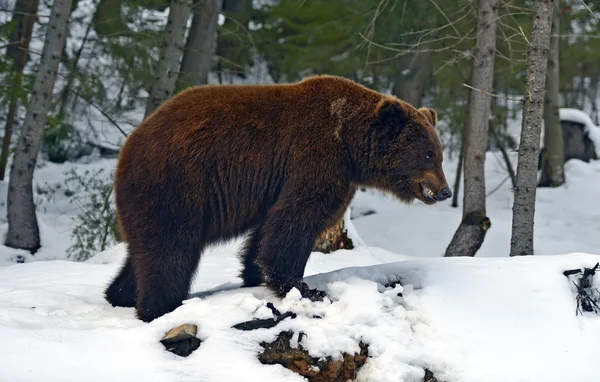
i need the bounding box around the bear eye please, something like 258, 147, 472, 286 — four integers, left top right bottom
425, 151, 434, 160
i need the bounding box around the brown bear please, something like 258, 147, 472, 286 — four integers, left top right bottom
105, 75, 451, 322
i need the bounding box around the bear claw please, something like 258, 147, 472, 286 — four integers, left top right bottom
291, 281, 327, 302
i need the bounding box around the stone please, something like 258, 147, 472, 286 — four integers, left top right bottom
160, 324, 201, 357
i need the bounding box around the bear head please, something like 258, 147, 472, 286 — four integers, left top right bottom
367, 97, 451, 205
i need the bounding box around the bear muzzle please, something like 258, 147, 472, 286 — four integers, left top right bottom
420, 183, 452, 203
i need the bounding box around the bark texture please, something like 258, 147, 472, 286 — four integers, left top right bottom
538, 1, 564, 187
510, 0, 554, 257
144, 0, 191, 118
445, 0, 498, 257
177, 0, 223, 89
0, 0, 39, 181
5, 0, 72, 252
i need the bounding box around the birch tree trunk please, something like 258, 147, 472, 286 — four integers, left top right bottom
445, 0, 498, 257
177, 0, 223, 90
0, 0, 39, 181
510, 0, 554, 257
144, 0, 192, 119
5, 0, 72, 252
538, 1, 564, 187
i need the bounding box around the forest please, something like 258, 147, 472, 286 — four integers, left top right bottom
0, 0, 599, 381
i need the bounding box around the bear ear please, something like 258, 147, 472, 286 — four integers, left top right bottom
375, 98, 408, 128
418, 107, 438, 126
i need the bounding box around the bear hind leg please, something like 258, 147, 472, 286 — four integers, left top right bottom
105, 255, 137, 308
239, 227, 264, 287
132, 240, 202, 322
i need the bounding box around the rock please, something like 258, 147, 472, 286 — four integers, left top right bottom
424, 368, 438, 382
161, 323, 197, 343
162, 337, 202, 357
160, 324, 201, 357
258, 331, 369, 382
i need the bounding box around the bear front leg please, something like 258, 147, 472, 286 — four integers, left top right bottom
256, 188, 347, 301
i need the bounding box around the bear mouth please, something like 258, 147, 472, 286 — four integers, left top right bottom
420, 183, 438, 204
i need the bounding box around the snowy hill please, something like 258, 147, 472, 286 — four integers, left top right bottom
0, 244, 599, 382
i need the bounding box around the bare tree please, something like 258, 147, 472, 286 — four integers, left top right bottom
177, 0, 223, 90
0, 0, 39, 180
538, 0, 564, 187
445, 0, 498, 257
5, 0, 73, 252
510, 0, 555, 257
144, 0, 192, 118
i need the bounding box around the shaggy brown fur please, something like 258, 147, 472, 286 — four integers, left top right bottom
105, 75, 451, 322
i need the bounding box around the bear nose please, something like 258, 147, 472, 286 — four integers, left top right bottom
437, 187, 452, 201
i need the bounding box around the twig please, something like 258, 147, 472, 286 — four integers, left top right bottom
99, 186, 115, 252
400, 0, 408, 25
518, 25, 531, 45
486, 175, 511, 197
69, 89, 128, 138
578, 0, 599, 21
358, 4, 474, 62
563, 263, 600, 315
489, 118, 517, 188
428, 0, 461, 38
462, 83, 523, 102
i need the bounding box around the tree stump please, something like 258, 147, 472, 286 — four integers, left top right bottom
314, 218, 354, 254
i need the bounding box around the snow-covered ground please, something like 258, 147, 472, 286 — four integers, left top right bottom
1, 243, 599, 382
1, 137, 600, 381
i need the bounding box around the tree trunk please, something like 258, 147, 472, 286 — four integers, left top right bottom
445, 0, 498, 257
144, 0, 192, 119
215, 0, 252, 81
0, 0, 39, 181
393, 50, 432, 107
509, 0, 554, 257
538, 1, 564, 188
177, 0, 223, 90
58, 18, 93, 117
451, 85, 471, 209
5, 0, 72, 252
451, 134, 465, 208
489, 118, 517, 189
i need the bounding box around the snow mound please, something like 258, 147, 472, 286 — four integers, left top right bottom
560, 108, 600, 157
0, 245, 599, 382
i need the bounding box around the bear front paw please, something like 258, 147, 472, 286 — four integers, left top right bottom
270, 279, 326, 302
298, 285, 327, 302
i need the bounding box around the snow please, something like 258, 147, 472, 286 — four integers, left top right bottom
1, 244, 599, 382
